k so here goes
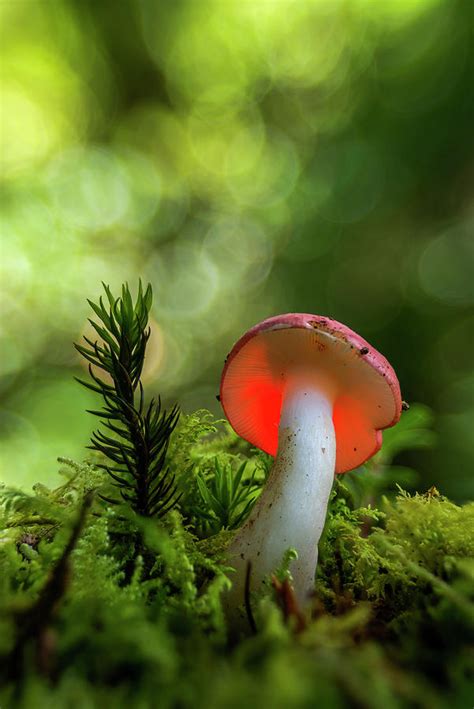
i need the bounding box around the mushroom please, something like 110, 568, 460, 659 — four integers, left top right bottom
219, 314, 402, 611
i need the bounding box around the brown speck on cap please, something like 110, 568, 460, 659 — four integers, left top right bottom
360, 347, 369, 355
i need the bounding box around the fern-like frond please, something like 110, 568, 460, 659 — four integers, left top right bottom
194, 458, 260, 535
74, 282, 180, 519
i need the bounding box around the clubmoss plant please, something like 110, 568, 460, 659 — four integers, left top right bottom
194, 459, 260, 536
75, 282, 180, 519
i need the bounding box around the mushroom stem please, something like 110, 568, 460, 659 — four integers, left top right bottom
226, 383, 336, 611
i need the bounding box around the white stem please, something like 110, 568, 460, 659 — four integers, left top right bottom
225, 384, 336, 611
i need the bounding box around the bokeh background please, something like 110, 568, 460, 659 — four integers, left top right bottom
1, 0, 472, 500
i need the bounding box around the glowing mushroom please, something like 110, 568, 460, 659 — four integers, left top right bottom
220, 314, 402, 610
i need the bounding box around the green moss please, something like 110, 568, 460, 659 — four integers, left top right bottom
0, 410, 472, 708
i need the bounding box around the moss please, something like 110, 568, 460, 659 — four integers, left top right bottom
0, 410, 472, 708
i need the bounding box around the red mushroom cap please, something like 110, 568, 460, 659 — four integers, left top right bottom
220, 313, 402, 474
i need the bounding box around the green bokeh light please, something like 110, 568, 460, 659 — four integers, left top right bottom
0, 0, 472, 499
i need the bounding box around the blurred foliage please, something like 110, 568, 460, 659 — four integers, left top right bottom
0, 0, 473, 499
0, 420, 473, 707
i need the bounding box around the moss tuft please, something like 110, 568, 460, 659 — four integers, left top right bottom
0, 409, 472, 707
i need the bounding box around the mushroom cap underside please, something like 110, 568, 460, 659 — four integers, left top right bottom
220, 314, 402, 474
